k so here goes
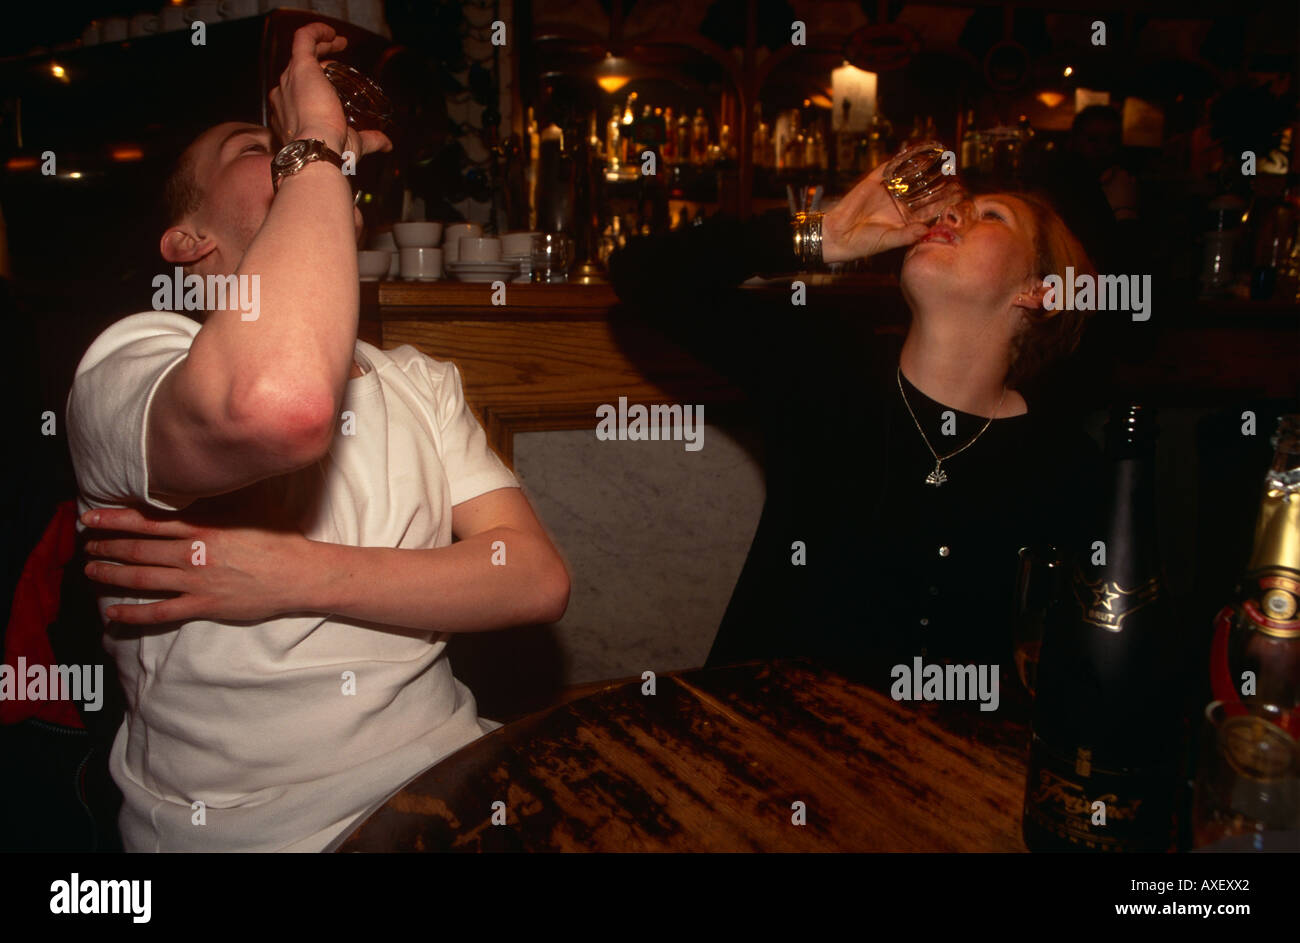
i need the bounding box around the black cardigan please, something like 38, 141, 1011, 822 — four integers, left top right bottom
607, 210, 1102, 686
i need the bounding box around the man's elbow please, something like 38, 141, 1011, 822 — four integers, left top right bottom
230, 381, 338, 467
532, 554, 571, 625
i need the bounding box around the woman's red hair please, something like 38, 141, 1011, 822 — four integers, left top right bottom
1001, 190, 1098, 390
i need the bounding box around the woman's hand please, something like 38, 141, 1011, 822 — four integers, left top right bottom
81, 508, 319, 625
820, 161, 930, 263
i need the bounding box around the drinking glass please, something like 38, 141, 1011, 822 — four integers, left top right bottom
530, 234, 573, 283
1014, 545, 1064, 696
1192, 700, 1300, 852
882, 140, 965, 225
323, 62, 394, 134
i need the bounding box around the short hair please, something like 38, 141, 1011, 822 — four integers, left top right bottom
1003, 190, 1097, 390
162, 146, 203, 228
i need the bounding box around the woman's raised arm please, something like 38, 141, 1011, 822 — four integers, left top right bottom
607, 163, 926, 391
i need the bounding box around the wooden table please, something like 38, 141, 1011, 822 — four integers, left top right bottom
337, 660, 1034, 852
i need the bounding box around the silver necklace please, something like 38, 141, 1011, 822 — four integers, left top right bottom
897, 367, 1006, 487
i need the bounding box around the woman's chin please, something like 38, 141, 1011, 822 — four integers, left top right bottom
900, 250, 952, 287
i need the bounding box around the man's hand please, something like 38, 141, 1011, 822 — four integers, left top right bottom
268, 23, 392, 160
82, 508, 314, 625
81, 488, 571, 633
820, 161, 929, 263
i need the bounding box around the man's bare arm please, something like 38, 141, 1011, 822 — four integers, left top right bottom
147, 159, 357, 500
308, 488, 572, 631
147, 24, 387, 503
84, 489, 572, 632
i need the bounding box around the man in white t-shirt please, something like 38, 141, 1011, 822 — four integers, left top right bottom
66, 23, 569, 852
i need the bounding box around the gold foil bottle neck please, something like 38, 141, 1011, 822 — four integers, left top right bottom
1249, 490, 1300, 577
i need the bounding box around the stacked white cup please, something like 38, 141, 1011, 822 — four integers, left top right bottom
441, 223, 482, 264
502, 231, 540, 282
394, 222, 444, 280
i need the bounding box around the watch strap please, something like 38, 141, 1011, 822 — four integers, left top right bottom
272, 138, 345, 192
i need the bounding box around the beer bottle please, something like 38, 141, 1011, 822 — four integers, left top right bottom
1022, 404, 1181, 851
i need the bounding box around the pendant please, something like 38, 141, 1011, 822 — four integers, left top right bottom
925, 462, 947, 486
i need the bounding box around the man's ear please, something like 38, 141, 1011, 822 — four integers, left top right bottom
160, 224, 214, 266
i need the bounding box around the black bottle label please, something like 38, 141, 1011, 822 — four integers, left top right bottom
1071, 568, 1161, 632
1024, 738, 1173, 851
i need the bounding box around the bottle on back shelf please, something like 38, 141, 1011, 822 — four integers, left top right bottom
526, 106, 540, 230
605, 107, 622, 169
904, 116, 924, 147
784, 110, 803, 169
753, 107, 771, 169
1210, 414, 1300, 731
960, 109, 979, 171
835, 99, 855, 173
635, 104, 654, 161
691, 108, 709, 165
865, 112, 889, 170
1022, 403, 1182, 852
676, 112, 691, 168
620, 92, 638, 165
1249, 175, 1296, 300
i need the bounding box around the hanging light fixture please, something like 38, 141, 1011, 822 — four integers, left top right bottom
596, 52, 630, 94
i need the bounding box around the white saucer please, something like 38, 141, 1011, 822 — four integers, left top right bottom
447, 260, 518, 270
446, 260, 521, 282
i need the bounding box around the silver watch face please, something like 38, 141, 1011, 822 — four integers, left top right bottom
273, 140, 313, 173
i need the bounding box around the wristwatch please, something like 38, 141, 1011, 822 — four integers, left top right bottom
271, 138, 344, 192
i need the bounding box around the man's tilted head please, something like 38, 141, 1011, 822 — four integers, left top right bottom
160, 121, 364, 281
159, 121, 277, 279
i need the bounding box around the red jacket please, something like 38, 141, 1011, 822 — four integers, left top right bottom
1, 500, 85, 728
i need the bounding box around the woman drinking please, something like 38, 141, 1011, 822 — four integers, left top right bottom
607, 160, 1103, 687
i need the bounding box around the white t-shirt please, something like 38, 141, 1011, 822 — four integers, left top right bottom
66, 312, 518, 852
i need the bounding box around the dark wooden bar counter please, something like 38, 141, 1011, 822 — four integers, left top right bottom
359, 279, 741, 465
360, 277, 1298, 464
337, 659, 1033, 853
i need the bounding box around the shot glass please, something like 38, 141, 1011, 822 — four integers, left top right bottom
882, 140, 965, 225
529, 234, 573, 283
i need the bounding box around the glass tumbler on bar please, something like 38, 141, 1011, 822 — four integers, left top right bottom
882, 140, 965, 225
530, 234, 573, 283
1192, 700, 1300, 852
